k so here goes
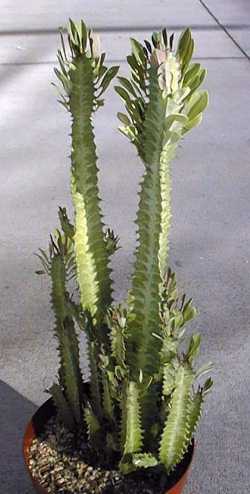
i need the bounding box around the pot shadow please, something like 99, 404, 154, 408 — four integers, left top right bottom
0, 380, 37, 493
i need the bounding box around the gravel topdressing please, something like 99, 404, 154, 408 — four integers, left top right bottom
28, 416, 191, 494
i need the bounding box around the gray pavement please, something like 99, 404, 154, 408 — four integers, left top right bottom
0, 1, 250, 493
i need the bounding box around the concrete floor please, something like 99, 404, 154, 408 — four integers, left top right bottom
0, 1, 250, 492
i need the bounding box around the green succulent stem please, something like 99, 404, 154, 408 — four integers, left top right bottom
69, 54, 112, 326
50, 251, 83, 427
159, 365, 194, 471
120, 380, 143, 473
159, 156, 172, 277
127, 65, 167, 380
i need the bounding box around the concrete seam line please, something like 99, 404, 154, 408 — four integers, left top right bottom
0, 56, 246, 67
198, 0, 250, 62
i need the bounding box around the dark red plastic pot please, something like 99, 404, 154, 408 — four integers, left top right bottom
23, 398, 194, 494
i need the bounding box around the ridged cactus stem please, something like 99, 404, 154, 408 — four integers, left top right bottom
159, 157, 172, 278
50, 252, 83, 427
127, 66, 166, 378
69, 54, 112, 326
158, 141, 178, 278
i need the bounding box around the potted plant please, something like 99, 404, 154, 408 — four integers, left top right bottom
23, 19, 213, 494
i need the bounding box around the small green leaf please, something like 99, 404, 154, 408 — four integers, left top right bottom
195, 362, 213, 379
162, 28, 168, 48
198, 68, 207, 86
187, 91, 209, 120
58, 207, 74, 239
68, 18, 78, 44
75, 20, 87, 50
115, 85, 132, 106
117, 76, 137, 97
177, 28, 191, 58
130, 38, 146, 64
59, 29, 67, 60
54, 68, 71, 94
57, 50, 68, 77
182, 38, 194, 72
203, 377, 213, 394
186, 69, 207, 96
132, 453, 158, 469
144, 39, 152, 53
127, 54, 138, 71
117, 112, 131, 126
163, 130, 181, 146
98, 66, 119, 96
95, 52, 106, 79
115, 365, 126, 380
104, 227, 120, 255
164, 113, 188, 131
152, 31, 161, 48
182, 113, 203, 134
89, 31, 101, 58
170, 33, 175, 51
182, 299, 197, 323
186, 334, 201, 362
183, 63, 201, 86
35, 253, 49, 274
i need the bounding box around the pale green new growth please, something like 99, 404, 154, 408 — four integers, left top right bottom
159, 366, 194, 471
123, 381, 143, 455
37, 20, 212, 479
132, 453, 158, 469
116, 28, 208, 278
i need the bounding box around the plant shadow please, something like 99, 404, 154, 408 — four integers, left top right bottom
0, 380, 37, 493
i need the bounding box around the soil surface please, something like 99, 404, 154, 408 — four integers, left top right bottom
28, 417, 192, 493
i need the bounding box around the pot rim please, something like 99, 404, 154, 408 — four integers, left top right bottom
23, 397, 194, 494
